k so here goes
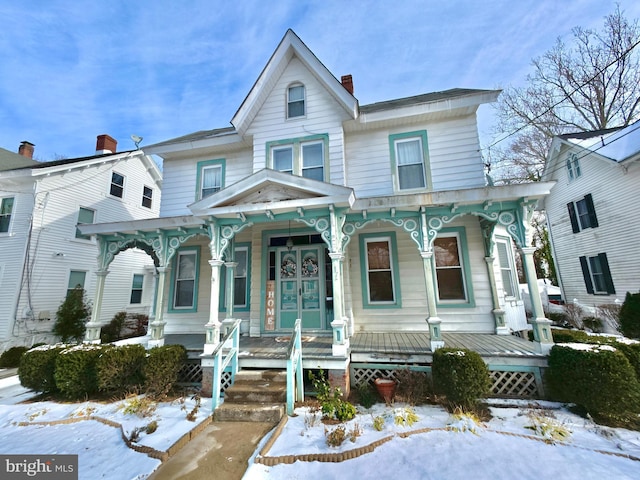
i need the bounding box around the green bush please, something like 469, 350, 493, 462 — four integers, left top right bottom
97, 344, 146, 394
546, 344, 640, 420
54, 344, 108, 399
551, 329, 590, 344
53, 287, 91, 343
432, 348, 490, 410
619, 291, 640, 339
0, 346, 29, 368
100, 311, 127, 344
614, 342, 640, 381
143, 345, 186, 398
18, 344, 67, 393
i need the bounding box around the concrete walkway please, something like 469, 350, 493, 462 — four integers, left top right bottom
148, 421, 275, 480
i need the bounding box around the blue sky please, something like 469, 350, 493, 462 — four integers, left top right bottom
1, 0, 638, 162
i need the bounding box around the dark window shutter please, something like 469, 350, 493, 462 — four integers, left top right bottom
579, 256, 594, 294
584, 194, 598, 228
598, 253, 615, 294
567, 202, 580, 233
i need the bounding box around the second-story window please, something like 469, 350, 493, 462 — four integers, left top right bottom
567, 153, 582, 181
142, 186, 153, 208
287, 84, 305, 118
75, 207, 95, 240
389, 131, 430, 191
110, 172, 125, 198
0, 197, 15, 233
267, 135, 327, 182
196, 159, 225, 201
567, 194, 598, 233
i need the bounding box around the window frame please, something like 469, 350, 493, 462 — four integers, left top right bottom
142, 186, 153, 209
110, 172, 125, 198
580, 253, 615, 295
495, 236, 518, 299
67, 270, 87, 297
287, 84, 306, 119
195, 159, 225, 201
567, 194, 598, 233
433, 227, 475, 307
266, 134, 329, 182
74, 206, 96, 241
0, 196, 15, 234
130, 273, 144, 304
566, 153, 582, 181
389, 131, 431, 192
220, 243, 251, 312
359, 232, 402, 309
168, 247, 201, 313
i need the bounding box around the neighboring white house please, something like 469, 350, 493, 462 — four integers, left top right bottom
541, 121, 640, 308
0, 135, 162, 350
80, 30, 554, 391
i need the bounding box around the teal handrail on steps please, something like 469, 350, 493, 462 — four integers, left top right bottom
211, 319, 241, 410
286, 319, 304, 415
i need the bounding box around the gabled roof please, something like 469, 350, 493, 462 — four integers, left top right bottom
0, 147, 40, 171
189, 168, 355, 217
231, 29, 358, 135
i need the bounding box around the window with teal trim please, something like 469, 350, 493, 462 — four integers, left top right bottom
267, 135, 328, 181
389, 131, 430, 191
220, 244, 251, 311
171, 248, 199, 311
360, 233, 401, 308
196, 159, 225, 200
434, 232, 469, 302
130, 274, 144, 304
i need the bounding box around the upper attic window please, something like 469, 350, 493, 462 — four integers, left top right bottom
287, 84, 305, 118
566, 153, 581, 181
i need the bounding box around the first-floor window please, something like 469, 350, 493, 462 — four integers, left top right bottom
434, 233, 467, 301
233, 247, 249, 308
173, 249, 198, 309
67, 270, 87, 297
0, 197, 15, 233
580, 253, 615, 295
361, 234, 399, 306
496, 238, 518, 298
130, 274, 144, 304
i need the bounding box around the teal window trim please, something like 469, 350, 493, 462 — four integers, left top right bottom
195, 158, 226, 201
265, 133, 329, 181
219, 242, 251, 313
130, 273, 144, 304
359, 232, 402, 309
389, 130, 431, 192
433, 227, 475, 308
168, 246, 201, 313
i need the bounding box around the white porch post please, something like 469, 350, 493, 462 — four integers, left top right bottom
329, 252, 348, 356
84, 269, 109, 343
521, 247, 553, 353
224, 261, 237, 320
420, 251, 444, 351
204, 259, 224, 354
148, 266, 168, 348
484, 256, 509, 335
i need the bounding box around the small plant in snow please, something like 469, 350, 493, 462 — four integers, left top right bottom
447, 408, 483, 434
525, 412, 571, 444
186, 394, 201, 422
128, 426, 144, 443
348, 422, 363, 442
120, 395, 157, 418
304, 406, 322, 429
145, 420, 158, 434
70, 405, 96, 417
325, 425, 346, 447
372, 415, 385, 432
393, 407, 419, 427
27, 408, 49, 421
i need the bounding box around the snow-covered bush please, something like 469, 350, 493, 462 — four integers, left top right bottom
18, 344, 68, 393
54, 344, 109, 399
97, 344, 146, 394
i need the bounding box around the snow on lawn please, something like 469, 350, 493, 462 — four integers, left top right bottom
244, 401, 640, 480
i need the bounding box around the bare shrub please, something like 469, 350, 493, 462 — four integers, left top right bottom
563, 303, 584, 329
596, 304, 621, 333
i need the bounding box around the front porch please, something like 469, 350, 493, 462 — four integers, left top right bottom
169, 331, 547, 398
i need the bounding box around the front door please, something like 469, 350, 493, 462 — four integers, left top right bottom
277, 246, 324, 330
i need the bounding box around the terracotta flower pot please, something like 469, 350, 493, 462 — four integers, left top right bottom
373, 378, 397, 404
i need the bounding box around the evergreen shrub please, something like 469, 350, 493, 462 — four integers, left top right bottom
54, 344, 108, 399
100, 311, 127, 344
97, 344, 147, 394
143, 345, 186, 398
619, 291, 640, 339
53, 287, 91, 343
0, 346, 29, 368
18, 344, 67, 393
432, 348, 490, 410
546, 344, 640, 420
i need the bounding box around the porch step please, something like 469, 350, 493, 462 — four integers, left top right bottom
214, 369, 287, 423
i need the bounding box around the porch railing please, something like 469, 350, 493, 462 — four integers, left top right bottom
211, 319, 241, 411
286, 319, 304, 415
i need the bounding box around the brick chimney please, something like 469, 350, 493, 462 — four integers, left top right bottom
96, 134, 117, 154
18, 141, 35, 159
341, 74, 354, 95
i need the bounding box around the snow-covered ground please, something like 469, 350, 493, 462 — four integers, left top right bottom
1, 372, 640, 480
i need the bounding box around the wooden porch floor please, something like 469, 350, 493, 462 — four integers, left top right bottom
166, 331, 543, 361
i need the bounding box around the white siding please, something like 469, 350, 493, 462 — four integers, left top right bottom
545, 145, 640, 306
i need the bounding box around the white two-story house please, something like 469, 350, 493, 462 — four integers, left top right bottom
542, 122, 640, 309
0, 135, 162, 350
81, 30, 554, 394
